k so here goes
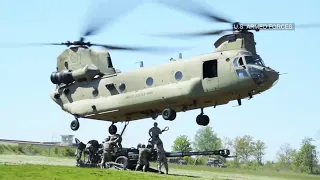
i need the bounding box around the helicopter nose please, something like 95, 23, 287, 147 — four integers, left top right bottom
264, 68, 279, 87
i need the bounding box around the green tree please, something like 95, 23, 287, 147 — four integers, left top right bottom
276, 143, 296, 167
172, 135, 193, 152
292, 137, 318, 173
193, 126, 221, 151
253, 140, 266, 165
222, 137, 234, 151
233, 135, 255, 163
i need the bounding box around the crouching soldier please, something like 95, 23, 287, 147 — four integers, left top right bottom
135, 144, 152, 172
100, 137, 118, 168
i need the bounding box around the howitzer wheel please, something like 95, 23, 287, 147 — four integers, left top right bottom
115, 156, 128, 170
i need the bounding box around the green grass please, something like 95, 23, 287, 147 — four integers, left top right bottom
153, 163, 320, 180
0, 164, 198, 180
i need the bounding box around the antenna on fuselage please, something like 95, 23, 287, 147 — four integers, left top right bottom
136, 61, 144, 68
232, 98, 242, 107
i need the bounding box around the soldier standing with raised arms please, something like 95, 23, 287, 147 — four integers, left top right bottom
149, 122, 168, 148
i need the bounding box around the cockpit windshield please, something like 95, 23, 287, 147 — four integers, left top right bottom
244, 56, 266, 67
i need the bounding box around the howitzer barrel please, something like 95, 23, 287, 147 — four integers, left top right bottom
165, 149, 231, 158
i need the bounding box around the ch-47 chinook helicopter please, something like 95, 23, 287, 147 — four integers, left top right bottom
11, 0, 319, 136
47, 1, 320, 135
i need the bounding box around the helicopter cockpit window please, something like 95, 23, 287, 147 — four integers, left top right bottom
233, 57, 244, 67
244, 56, 266, 67
238, 57, 244, 66
233, 57, 239, 67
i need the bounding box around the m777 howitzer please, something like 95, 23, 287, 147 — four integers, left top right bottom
165, 149, 235, 158
148, 149, 235, 162
75, 138, 235, 172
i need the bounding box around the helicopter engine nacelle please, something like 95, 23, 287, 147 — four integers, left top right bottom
50, 64, 101, 85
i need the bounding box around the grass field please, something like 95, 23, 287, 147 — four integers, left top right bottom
1, 155, 319, 180
160, 163, 320, 180
0, 164, 195, 180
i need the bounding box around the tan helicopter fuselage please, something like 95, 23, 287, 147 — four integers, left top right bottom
50, 48, 279, 123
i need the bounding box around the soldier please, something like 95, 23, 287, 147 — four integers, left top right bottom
86, 140, 100, 153
135, 144, 152, 172
149, 122, 164, 148
100, 137, 118, 169
85, 140, 100, 163
155, 140, 168, 174
75, 141, 86, 163
108, 133, 122, 152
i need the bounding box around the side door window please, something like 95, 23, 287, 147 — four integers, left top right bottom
203, 60, 218, 79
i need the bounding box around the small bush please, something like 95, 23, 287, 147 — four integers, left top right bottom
53, 146, 59, 155
0, 145, 5, 154
24, 145, 41, 155
183, 156, 195, 165
61, 147, 75, 157
7, 145, 24, 154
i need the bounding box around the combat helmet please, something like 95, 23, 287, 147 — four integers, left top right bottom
137, 143, 142, 149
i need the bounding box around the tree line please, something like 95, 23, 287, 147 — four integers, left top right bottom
171, 126, 319, 174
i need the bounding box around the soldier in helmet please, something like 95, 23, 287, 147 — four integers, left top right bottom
75, 141, 86, 163
155, 140, 168, 174
149, 122, 164, 148
108, 133, 122, 152
100, 136, 118, 168
135, 144, 152, 172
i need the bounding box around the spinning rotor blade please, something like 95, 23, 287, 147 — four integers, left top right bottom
0, 42, 70, 48
91, 43, 189, 53
152, 0, 235, 38
157, 0, 233, 24
0, 41, 189, 53
151, 28, 233, 38
80, 0, 143, 41
154, 0, 320, 38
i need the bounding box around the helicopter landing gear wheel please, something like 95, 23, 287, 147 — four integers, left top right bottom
162, 107, 176, 121
70, 119, 80, 131
151, 112, 158, 120
109, 124, 117, 135
196, 108, 210, 126
196, 115, 210, 126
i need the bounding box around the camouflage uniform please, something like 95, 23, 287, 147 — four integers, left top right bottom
86, 140, 99, 153
85, 140, 100, 163
149, 122, 163, 148
155, 140, 168, 174
75, 141, 86, 162
109, 134, 122, 152
135, 144, 151, 172
100, 137, 117, 168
